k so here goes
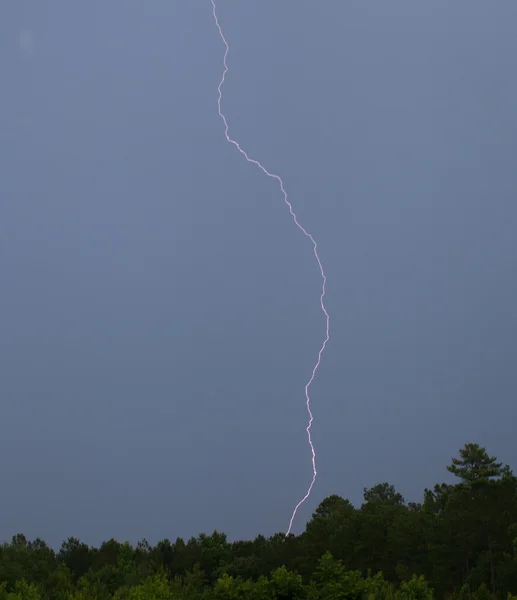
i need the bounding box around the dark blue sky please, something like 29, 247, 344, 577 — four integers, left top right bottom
1, 1, 516, 548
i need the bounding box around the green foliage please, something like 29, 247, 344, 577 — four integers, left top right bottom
112, 572, 173, 600
395, 575, 433, 600
364, 483, 405, 506
447, 444, 503, 485
269, 565, 305, 599
310, 552, 365, 599
363, 571, 395, 600
66, 575, 112, 600
212, 573, 241, 600
1, 441, 516, 600
0, 579, 41, 600
211, 573, 272, 600
472, 583, 497, 600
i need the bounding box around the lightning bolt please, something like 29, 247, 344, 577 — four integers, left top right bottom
210, 0, 330, 537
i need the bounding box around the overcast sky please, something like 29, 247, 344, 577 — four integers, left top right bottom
1, 1, 516, 549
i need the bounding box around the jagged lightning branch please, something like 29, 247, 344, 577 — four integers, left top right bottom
210, 0, 330, 537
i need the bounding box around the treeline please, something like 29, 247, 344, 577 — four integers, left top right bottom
1, 443, 517, 600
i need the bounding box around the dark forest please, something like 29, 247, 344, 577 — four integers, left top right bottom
2, 443, 516, 600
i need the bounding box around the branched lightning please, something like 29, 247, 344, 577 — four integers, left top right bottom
210, 0, 330, 537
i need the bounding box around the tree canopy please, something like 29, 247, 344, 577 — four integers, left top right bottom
1, 442, 516, 600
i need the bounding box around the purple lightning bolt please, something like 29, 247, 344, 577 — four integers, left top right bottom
210, 0, 330, 537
